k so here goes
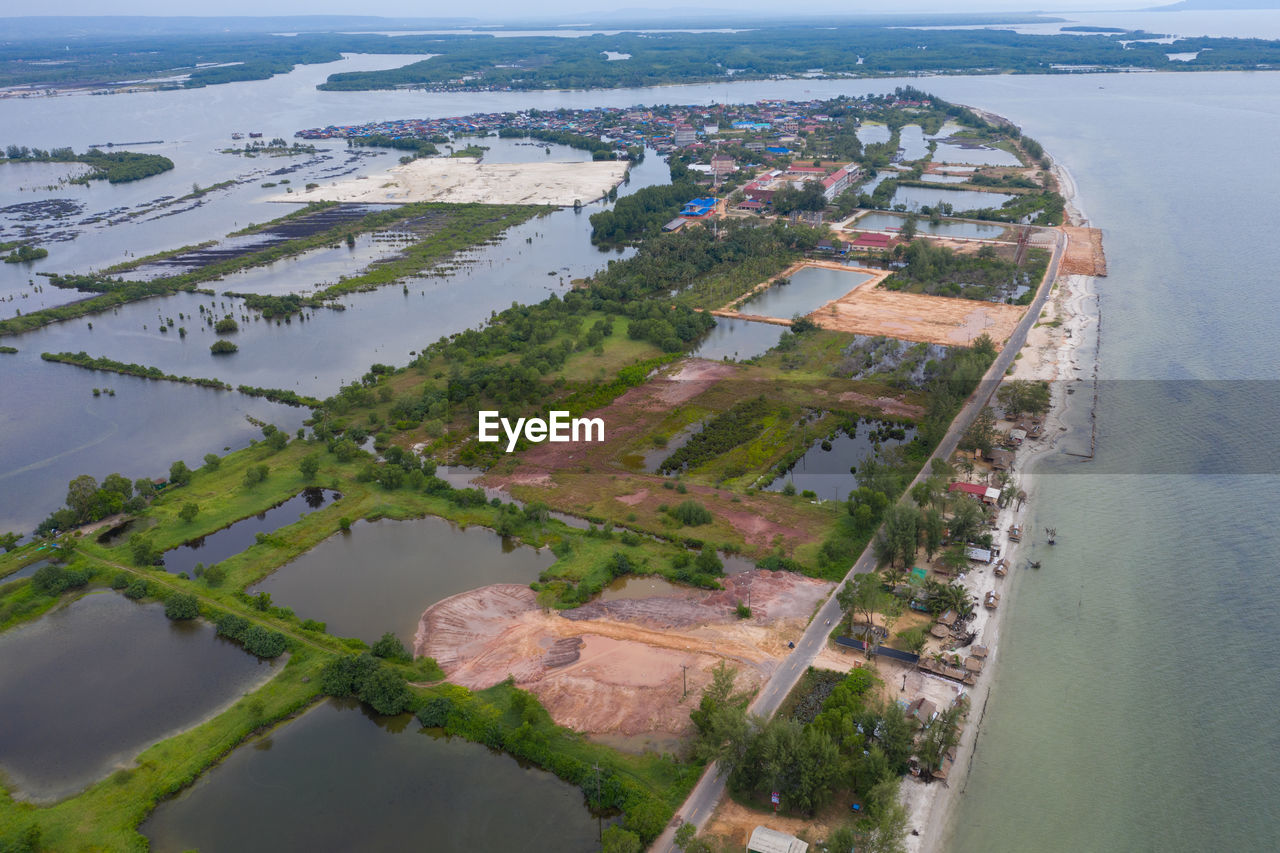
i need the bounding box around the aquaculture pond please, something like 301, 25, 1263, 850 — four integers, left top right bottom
735, 265, 872, 319
690, 317, 785, 362
248, 515, 554, 645
0, 592, 280, 802
161, 487, 340, 576
141, 698, 599, 853
853, 211, 1009, 240
932, 141, 1022, 167
766, 421, 918, 500
919, 173, 969, 184
897, 125, 931, 161
888, 185, 1017, 212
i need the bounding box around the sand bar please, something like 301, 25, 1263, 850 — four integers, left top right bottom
268, 156, 629, 206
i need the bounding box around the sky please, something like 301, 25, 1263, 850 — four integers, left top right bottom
9, 2, 1151, 20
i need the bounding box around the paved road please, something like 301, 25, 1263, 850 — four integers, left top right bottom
649, 227, 1068, 851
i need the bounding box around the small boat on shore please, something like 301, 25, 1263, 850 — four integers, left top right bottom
993, 559, 1008, 577
1009, 525, 1022, 542
984, 590, 1001, 610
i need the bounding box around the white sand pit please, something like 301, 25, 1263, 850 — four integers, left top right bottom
270, 157, 629, 206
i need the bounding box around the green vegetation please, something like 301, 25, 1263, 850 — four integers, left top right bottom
498, 126, 629, 159
348, 134, 440, 158
884, 242, 1048, 304
2, 145, 173, 183
589, 181, 700, 246
690, 661, 915, 848
40, 351, 232, 391
3, 244, 47, 264
659, 397, 772, 474
210, 340, 238, 355
0, 345, 17, 354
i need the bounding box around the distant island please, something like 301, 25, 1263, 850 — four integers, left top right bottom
1151, 0, 1280, 9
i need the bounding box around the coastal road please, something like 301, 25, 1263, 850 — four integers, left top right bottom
649, 226, 1068, 851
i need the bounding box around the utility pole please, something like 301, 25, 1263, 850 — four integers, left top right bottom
681, 664, 688, 700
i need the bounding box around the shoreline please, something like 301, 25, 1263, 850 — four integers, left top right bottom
902, 157, 1101, 852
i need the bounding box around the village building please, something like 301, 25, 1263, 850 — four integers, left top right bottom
948, 482, 1001, 505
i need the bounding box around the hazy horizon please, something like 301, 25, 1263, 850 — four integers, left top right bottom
0, 2, 1153, 23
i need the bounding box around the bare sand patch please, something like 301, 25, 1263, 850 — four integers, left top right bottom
268, 157, 629, 206
814, 287, 1025, 349
1060, 225, 1107, 277
415, 572, 832, 737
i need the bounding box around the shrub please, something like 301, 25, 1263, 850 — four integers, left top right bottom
164, 593, 200, 620
216, 612, 250, 641
242, 625, 287, 658
671, 500, 712, 526
130, 535, 161, 567
371, 631, 411, 663
210, 340, 238, 354
31, 564, 89, 596
417, 695, 454, 727
123, 578, 151, 600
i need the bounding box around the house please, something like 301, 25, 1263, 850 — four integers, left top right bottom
1006, 428, 1028, 446
680, 197, 718, 218
948, 482, 1000, 505
966, 546, 993, 564
987, 449, 1015, 470
847, 231, 896, 250
662, 218, 687, 233
711, 154, 736, 175
747, 826, 808, 853
908, 697, 938, 724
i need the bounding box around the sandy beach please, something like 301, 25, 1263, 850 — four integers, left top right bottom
266, 156, 630, 206
901, 160, 1102, 852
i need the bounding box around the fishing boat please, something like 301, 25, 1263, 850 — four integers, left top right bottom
1027, 560, 1042, 569
1009, 525, 1023, 542
1045, 527, 1057, 545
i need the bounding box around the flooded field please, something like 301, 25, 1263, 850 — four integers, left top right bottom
766, 421, 919, 500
